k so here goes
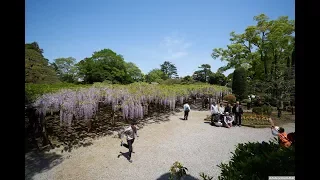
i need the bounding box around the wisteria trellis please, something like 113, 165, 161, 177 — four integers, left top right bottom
32, 83, 231, 126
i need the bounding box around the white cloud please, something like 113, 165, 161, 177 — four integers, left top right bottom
159, 34, 192, 60
124, 33, 194, 76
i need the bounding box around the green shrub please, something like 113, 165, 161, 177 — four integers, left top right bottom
242, 99, 251, 104
252, 105, 272, 116
169, 161, 188, 180
252, 107, 263, 114
223, 94, 236, 104
261, 105, 273, 116
218, 139, 295, 180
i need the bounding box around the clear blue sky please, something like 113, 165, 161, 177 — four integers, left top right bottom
26, 0, 294, 77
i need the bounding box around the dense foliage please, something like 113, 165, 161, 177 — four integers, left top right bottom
212, 14, 295, 108
252, 105, 273, 116
232, 67, 248, 100
176, 139, 294, 180
160, 61, 178, 79
223, 94, 236, 104
77, 49, 136, 84
25, 42, 60, 84
217, 139, 295, 179
208, 72, 227, 86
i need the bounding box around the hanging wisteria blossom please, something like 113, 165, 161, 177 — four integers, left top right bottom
30, 83, 230, 126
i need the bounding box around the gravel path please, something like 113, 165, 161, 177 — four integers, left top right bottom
25, 110, 295, 180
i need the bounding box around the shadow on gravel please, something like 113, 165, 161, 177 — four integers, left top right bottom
25, 151, 64, 180
156, 173, 198, 180
117, 151, 132, 162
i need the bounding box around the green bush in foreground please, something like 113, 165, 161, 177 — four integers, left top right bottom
217, 139, 294, 180
172, 139, 294, 180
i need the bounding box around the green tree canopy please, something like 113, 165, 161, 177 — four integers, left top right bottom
192, 64, 212, 82
211, 14, 295, 106
160, 61, 178, 79
76, 49, 130, 84
145, 69, 165, 83
125, 62, 144, 83
53, 57, 78, 83
25, 42, 60, 84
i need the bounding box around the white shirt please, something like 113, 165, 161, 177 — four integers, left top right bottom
183, 104, 190, 111
218, 106, 225, 114
122, 126, 138, 140
211, 104, 218, 114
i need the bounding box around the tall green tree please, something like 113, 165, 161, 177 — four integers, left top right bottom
208, 72, 227, 86
232, 67, 248, 100
192, 64, 212, 82
53, 57, 78, 83
76, 49, 129, 84
160, 61, 178, 79
211, 14, 295, 106
25, 42, 44, 55
125, 62, 144, 83
76, 58, 98, 84
145, 69, 165, 83
25, 42, 60, 84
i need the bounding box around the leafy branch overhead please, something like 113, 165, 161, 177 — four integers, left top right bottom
211, 13, 295, 106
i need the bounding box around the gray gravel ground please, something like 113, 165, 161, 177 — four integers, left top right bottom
25, 110, 295, 180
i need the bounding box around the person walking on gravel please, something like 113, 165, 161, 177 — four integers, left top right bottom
119, 122, 139, 162
183, 102, 191, 120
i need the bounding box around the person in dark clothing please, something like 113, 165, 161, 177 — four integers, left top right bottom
232, 101, 243, 127
224, 103, 232, 114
